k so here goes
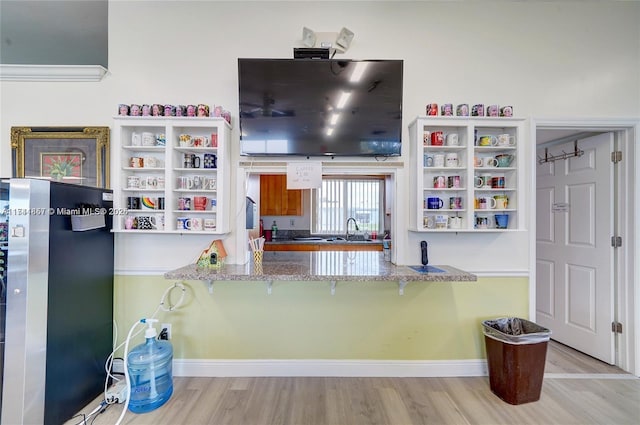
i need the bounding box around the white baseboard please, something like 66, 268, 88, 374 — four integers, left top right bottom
173, 359, 488, 377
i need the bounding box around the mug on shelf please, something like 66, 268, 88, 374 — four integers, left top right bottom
435, 215, 449, 229
495, 213, 510, 229
142, 132, 156, 146
124, 215, 137, 230
475, 174, 492, 188
193, 196, 208, 211
430, 131, 444, 146
179, 134, 193, 147
449, 216, 463, 229
476, 196, 497, 210
483, 156, 499, 167
486, 104, 500, 117
178, 197, 191, 211
491, 176, 506, 189
494, 195, 509, 209
141, 196, 158, 210
127, 196, 140, 210
495, 154, 514, 167
423, 131, 431, 147
445, 133, 459, 146
423, 216, 435, 229
127, 175, 140, 189
477, 135, 498, 146
497, 134, 516, 146
449, 196, 463, 210
191, 217, 204, 231
475, 215, 490, 229
456, 104, 469, 116
445, 152, 459, 167
447, 175, 461, 188
136, 216, 157, 230
427, 197, 444, 210
204, 218, 217, 231
433, 154, 445, 167
472, 104, 485, 117
131, 132, 142, 146
433, 175, 446, 189
176, 217, 192, 230
440, 104, 454, 116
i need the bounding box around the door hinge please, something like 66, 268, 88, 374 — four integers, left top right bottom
612, 321, 623, 334
611, 151, 622, 163
611, 236, 622, 248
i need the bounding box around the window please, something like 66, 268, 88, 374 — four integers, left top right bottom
311, 177, 383, 235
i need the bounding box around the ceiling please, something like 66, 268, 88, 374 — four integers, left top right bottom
0, 1, 594, 145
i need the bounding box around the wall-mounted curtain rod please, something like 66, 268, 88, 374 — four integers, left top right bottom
537, 140, 584, 164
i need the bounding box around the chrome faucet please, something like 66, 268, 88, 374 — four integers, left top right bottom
346, 217, 359, 241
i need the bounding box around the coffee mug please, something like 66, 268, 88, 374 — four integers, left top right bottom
194, 196, 208, 211
142, 132, 155, 146
427, 197, 444, 209
141, 197, 158, 210
191, 175, 203, 190
449, 196, 463, 210
478, 135, 498, 146
178, 197, 191, 210
445, 133, 459, 146
447, 175, 461, 188
500, 106, 513, 117
143, 156, 158, 168
204, 218, 216, 231
435, 215, 449, 229
497, 134, 516, 146
191, 217, 204, 231
440, 104, 453, 116
177, 176, 193, 189
473, 156, 483, 168
433, 176, 446, 189
495, 154, 514, 167
456, 104, 469, 116
124, 216, 136, 230
477, 197, 497, 209
193, 136, 210, 147
433, 154, 445, 167
131, 133, 142, 146
203, 153, 217, 169
431, 131, 444, 146
136, 216, 157, 230
127, 196, 140, 210
495, 213, 509, 229
423, 131, 431, 147
203, 177, 217, 190
472, 104, 485, 117
491, 176, 506, 188
156, 176, 165, 189
127, 175, 140, 188
176, 217, 191, 230
483, 157, 499, 167
445, 152, 459, 167
476, 216, 490, 229
423, 216, 435, 229
179, 134, 193, 147
426, 103, 438, 116
449, 216, 463, 229
494, 195, 509, 209
129, 157, 143, 168
486, 104, 499, 117
475, 174, 492, 188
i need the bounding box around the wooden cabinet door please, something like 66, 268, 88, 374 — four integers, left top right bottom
260, 175, 302, 216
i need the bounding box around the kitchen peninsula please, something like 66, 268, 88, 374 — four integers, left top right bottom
165, 251, 476, 283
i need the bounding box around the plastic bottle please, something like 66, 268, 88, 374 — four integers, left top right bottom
271, 220, 278, 239
127, 319, 173, 413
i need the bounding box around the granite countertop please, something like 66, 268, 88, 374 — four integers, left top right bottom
164, 251, 476, 282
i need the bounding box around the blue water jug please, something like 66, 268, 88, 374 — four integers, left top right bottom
127, 319, 173, 413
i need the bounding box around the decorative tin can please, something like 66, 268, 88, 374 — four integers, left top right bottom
426, 103, 438, 116
440, 103, 454, 116
456, 104, 469, 116
130, 104, 142, 116
186, 105, 197, 117
163, 104, 175, 117
118, 104, 130, 116
175, 105, 187, 116
500, 105, 513, 117
151, 104, 164, 116
472, 104, 485, 117
197, 104, 210, 117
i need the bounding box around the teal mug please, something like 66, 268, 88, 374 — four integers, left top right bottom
495, 154, 514, 167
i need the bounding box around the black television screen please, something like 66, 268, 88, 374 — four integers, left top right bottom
238, 58, 403, 157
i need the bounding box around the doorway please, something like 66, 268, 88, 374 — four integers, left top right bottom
532, 119, 638, 375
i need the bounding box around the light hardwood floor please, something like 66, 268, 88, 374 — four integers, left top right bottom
66, 341, 640, 425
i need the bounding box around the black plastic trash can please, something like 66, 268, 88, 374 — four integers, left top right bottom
482, 317, 551, 405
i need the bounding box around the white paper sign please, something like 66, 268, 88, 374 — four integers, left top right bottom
286, 161, 322, 189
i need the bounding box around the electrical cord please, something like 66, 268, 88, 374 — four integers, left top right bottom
103, 282, 186, 424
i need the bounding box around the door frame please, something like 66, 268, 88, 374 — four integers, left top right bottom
530, 118, 640, 376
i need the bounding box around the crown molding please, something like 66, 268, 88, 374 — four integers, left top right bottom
0, 64, 108, 82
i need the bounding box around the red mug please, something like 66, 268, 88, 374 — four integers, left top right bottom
194, 196, 208, 211
431, 131, 444, 146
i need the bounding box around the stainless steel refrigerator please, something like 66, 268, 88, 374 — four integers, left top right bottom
0, 178, 114, 424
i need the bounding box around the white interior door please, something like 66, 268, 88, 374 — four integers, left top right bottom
536, 133, 615, 364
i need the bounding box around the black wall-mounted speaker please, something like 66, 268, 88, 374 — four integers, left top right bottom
293, 48, 330, 59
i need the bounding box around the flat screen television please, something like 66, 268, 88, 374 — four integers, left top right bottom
238, 58, 403, 157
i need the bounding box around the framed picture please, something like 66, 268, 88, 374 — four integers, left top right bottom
11, 126, 110, 188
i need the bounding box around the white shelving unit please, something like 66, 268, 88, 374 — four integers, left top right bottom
408, 116, 525, 232
111, 116, 231, 234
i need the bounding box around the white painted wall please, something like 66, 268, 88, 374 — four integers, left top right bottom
1, 1, 638, 272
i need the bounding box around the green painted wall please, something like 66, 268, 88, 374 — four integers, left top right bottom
114, 275, 529, 360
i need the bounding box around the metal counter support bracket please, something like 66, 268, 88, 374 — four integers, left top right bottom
206, 280, 214, 294
266, 280, 273, 295
398, 279, 407, 296
331, 281, 337, 295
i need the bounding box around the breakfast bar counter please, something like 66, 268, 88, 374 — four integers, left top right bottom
164, 251, 476, 283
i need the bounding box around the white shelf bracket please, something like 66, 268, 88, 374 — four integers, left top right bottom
331, 280, 337, 296
206, 280, 214, 294
266, 280, 273, 295
398, 279, 408, 296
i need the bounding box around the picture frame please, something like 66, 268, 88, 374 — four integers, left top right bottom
11, 126, 110, 188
